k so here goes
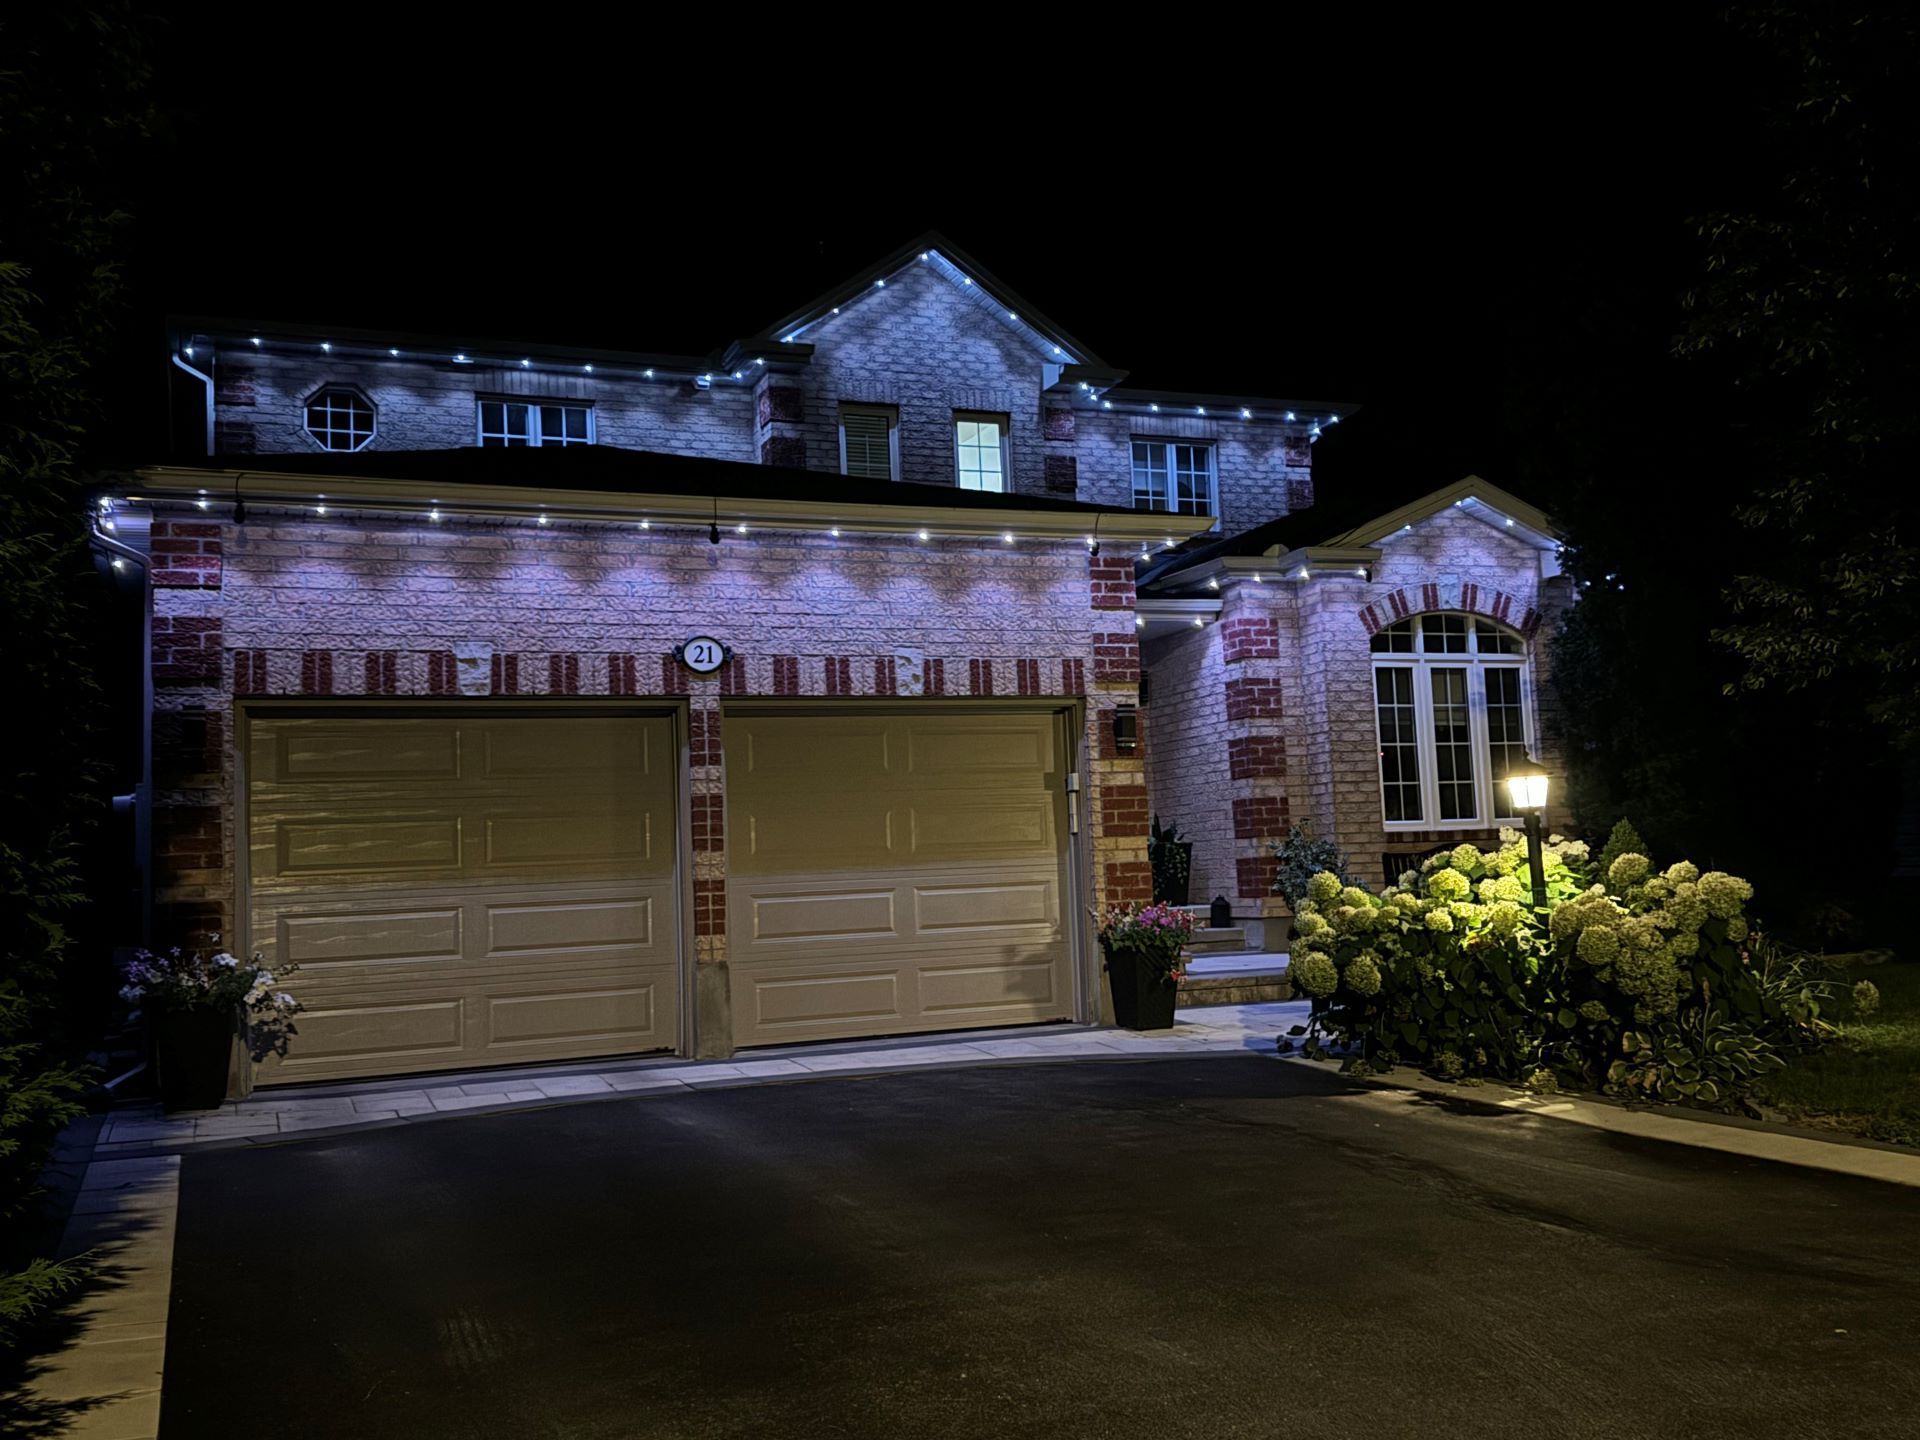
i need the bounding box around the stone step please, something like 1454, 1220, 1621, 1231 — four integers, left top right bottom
1185, 927, 1248, 953
1177, 968, 1292, 1007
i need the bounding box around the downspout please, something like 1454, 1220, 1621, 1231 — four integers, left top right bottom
89, 512, 153, 946
171, 347, 214, 456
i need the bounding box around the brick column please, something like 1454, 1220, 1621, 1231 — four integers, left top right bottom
1087, 553, 1149, 909
754, 375, 807, 469
1219, 596, 1290, 911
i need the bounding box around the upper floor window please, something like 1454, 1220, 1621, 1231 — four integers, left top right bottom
1132, 440, 1214, 515
1370, 614, 1530, 828
954, 412, 1008, 492
478, 400, 593, 447
840, 404, 898, 481
304, 388, 376, 451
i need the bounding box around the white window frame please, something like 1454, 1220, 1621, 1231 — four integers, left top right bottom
1369, 613, 1533, 831
953, 411, 1010, 492
838, 403, 900, 481
1130, 438, 1217, 517
302, 387, 377, 452
476, 398, 596, 448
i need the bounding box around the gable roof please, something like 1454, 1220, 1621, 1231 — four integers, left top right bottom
737, 231, 1115, 371
1138, 474, 1559, 589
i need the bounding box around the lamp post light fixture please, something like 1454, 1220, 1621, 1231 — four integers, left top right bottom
1505, 756, 1551, 911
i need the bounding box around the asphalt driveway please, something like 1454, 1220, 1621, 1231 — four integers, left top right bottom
161, 1057, 1919, 1439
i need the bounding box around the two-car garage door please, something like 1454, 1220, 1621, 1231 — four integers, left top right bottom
247, 713, 681, 1085
247, 707, 1077, 1083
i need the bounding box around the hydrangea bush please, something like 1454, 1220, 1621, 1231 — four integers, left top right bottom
122, 942, 303, 1062
1283, 830, 1818, 1108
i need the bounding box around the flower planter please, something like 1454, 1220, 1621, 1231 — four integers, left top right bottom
1104, 944, 1179, 1031
153, 1005, 238, 1111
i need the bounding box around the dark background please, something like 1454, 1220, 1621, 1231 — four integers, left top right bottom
122, 8, 1767, 493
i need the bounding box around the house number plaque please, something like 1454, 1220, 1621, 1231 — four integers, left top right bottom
675, 636, 732, 674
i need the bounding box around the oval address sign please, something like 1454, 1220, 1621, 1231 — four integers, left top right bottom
675, 636, 732, 674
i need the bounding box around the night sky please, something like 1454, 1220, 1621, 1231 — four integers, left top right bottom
129, 8, 1769, 496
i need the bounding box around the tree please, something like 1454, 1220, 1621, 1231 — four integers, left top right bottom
1678, 5, 1920, 739
0, 5, 156, 1349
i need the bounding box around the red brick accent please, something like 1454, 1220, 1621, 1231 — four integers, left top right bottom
824, 656, 853, 695
1227, 735, 1287, 780
693, 878, 725, 938
1015, 658, 1040, 695
691, 793, 724, 852
760, 435, 806, 468
491, 653, 520, 696
1103, 860, 1153, 906
1223, 676, 1283, 721
772, 655, 800, 696
1043, 454, 1077, 493
155, 804, 222, 869
1421, 581, 1441, 613
300, 649, 334, 695
718, 656, 747, 694
1061, 657, 1086, 695
154, 709, 219, 778
1358, 581, 1537, 640
968, 658, 994, 696
1520, 606, 1541, 639
233, 648, 267, 695
1043, 407, 1075, 441
1232, 795, 1290, 840
1089, 553, 1136, 611
1220, 616, 1279, 662
607, 653, 639, 696
1092, 632, 1139, 685
925, 658, 945, 695
364, 650, 398, 695
658, 655, 689, 696
874, 656, 897, 695
757, 385, 804, 426
154, 900, 228, 947
1236, 855, 1280, 899
689, 710, 721, 766
154, 616, 222, 686
547, 653, 581, 695
1100, 782, 1149, 833
150, 521, 223, 589
1287, 475, 1314, 509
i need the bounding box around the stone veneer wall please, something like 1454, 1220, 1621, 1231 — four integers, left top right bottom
147, 510, 1152, 1042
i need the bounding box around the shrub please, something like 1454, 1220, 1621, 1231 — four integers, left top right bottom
1283, 829, 1819, 1111
1852, 980, 1882, 1018
1147, 816, 1191, 904
1596, 818, 1651, 879
1270, 822, 1353, 910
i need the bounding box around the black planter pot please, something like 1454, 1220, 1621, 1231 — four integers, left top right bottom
153, 1005, 237, 1111
1104, 944, 1180, 1031
1150, 841, 1193, 906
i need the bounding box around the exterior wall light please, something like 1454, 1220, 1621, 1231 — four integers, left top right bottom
1112, 704, 1139, 755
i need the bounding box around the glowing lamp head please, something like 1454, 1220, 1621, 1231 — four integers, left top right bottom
1505, 756, 1551, 813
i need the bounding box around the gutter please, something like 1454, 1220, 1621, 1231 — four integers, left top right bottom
170, 347, 214, 455
88, 508, 153, 947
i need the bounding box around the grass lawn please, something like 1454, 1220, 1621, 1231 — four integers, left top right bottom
1760, 954, 1920, 1146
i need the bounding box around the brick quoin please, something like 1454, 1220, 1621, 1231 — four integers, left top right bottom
1060, 657, 1085, 695
1015, 658, 1040, 695
1042, 407, 1075, 442
925, 658, 945, 695
658, 655, 689, 696
874, 656, 897, 695
968, 658, 994, 696
233, 649, 267, 695
1043, 454, 1078, 493
1223, 676, 1283, 721
689, 711, 721, 766
491, 653, 521, 696
1232, 795, 1289, 840
691, 794, 725, 852
1089, 553, 1136, 611
1099, 783, 1149, 833
363, 650, 398, 695
155, 805, 222, 869
153, 616, 222, 686
824, 656, 853, 695
1220, 616, 1279, 663
718, 656, 747, 694
760, 435, 806, 468
149, 521, 223, 589
1092, 633, 1139, 685
1227, 735, 1287, 780
772, 655, 800, 696
692, 877, 725, 938
607, 653, 639, 696
1236, 855, 1280, 899
548, 654, 581, 695
1103, 860, 1153, 906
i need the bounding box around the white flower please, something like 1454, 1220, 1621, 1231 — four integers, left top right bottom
213, 952, 239, 967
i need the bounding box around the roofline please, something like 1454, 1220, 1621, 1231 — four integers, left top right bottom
1317, 476, 1560, 550
744, 231, 1113, 369
127, 463, 1215, 543
168, 315, 723, 375
1095, 388, 1362, 421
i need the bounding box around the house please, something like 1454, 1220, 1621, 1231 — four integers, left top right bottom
98, 234, 1568, 1090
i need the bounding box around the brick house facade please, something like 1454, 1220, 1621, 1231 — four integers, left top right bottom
110, 234, 1566, 1086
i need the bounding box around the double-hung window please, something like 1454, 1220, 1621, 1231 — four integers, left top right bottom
954, 412, 1008, 491
840, 404, 899, 481
1131, 440, 1215, 516
1370, 613, 1530, 827
478, 400, 594, 447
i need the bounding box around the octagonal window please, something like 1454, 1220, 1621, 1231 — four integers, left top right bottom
304, 388, 376, 451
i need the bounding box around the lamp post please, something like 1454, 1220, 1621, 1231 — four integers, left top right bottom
1505, 756, 1551, 911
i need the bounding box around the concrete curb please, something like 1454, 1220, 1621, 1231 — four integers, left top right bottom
1278, 1052, 1920, 1189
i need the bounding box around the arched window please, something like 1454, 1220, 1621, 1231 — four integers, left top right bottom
303, 387, 376, 451
1369, 613, 1530, 827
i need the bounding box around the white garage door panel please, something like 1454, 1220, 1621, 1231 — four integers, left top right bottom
249, 715, 681, 1084
727, 711, 1073, 1046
